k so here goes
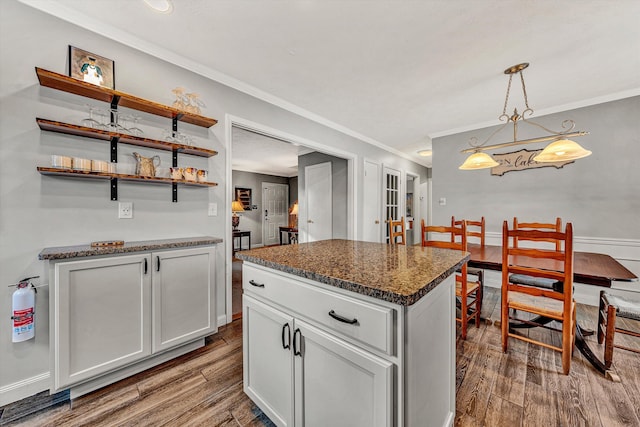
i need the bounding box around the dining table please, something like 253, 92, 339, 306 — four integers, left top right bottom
466, 243, 638, 376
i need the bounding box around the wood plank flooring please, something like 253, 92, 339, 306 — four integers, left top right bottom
2, 288, 639, 426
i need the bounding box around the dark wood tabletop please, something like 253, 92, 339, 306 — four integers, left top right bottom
467, 243, 638, 287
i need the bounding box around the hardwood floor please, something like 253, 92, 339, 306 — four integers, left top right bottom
2, 288, 639, 426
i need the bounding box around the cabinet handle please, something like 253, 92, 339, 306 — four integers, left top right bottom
293, 328, 302, 356
156, 256, 161, 272
282, 323, 291, 350
328, 310, 358, 325
249, 279, 265, 288
143, 258, 148, 275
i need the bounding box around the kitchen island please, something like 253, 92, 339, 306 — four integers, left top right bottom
236, 239, 468, 427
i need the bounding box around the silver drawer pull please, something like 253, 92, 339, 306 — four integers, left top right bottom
328, 310, 358, 325
249, 279, 265, 288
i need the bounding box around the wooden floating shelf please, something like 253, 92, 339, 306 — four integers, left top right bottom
37, 167, 218, 187
37, 118, 218, 158
35, 68, 218, 128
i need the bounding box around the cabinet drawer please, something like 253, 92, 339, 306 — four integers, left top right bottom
243, 264, 395, 355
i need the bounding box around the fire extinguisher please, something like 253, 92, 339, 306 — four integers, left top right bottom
11, 276, 38, 343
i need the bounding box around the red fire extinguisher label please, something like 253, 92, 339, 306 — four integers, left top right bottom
13, 308, 34, 330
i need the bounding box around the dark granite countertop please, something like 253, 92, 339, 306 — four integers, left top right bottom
39, 236, 223, 260
236, 239, 469, 306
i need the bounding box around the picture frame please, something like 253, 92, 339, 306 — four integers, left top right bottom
235, 187, 252, 210
68, 45, 115, 89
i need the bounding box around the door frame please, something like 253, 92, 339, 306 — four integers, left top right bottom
225, 114, 357, 324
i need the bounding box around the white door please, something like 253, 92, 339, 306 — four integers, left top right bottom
151, 247, 216, 353
362, 160, 381, 242
383, 167, 402, 243
263, 183, 289, 247
305, 162, 332, 242
294, 319, 393, 427
243, 295, 295, 427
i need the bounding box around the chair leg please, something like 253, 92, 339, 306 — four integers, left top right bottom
597, 291, 606, 344
501, 297, 508, 353
604, 304, 617, 369
562, 311, 572, 375
461, 290, 468, 340
475, 272, 483, 328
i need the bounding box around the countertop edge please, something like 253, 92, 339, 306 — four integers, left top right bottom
237, 252, 470, 306
39, 236, 223, 260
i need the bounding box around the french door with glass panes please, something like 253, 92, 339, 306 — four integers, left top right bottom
383, 167, 402, 243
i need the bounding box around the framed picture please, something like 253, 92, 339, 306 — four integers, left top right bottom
68, 45, 115, 89
235, 187, 252, 210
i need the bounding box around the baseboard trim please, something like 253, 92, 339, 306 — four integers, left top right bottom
0, 372, 50, 407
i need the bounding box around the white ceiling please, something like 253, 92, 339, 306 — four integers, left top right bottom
21, 0, 640, 169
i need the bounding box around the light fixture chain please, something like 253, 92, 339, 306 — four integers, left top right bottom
519, 71, 530, 110
502, 74, 513, 116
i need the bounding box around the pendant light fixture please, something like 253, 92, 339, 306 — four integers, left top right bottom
459, 63, 591, 170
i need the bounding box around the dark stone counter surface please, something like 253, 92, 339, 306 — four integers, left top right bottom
236, 239, 469, 306
39, 236, 223, 260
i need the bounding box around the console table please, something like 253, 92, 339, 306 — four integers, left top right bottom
278, 226, 298, 245
233, 230, 251, 254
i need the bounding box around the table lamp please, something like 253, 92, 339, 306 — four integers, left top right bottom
289, 201, 298, 227
232, 200, 245, 231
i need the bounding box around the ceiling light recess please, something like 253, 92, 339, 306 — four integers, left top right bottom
143, 0, 173, 14
417, 149, 432, 157
459, 62, 591, 170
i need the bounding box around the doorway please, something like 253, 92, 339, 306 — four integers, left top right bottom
226, 116, 356, 324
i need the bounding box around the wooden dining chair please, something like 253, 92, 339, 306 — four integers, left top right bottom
452, 216, 485, 296
422, 219, 481, 340
513, 217, 563, 250
597, 290, 640, 370
501, 220, 576, 375
388, 217, 406, 245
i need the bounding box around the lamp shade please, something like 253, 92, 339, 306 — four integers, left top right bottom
231, 200, 245, 213
533, 139, 592, 162
290, 203, 298, 215
459, 152, 499, 170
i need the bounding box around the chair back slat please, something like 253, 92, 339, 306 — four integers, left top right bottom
452, 216, 485, 247
388, 217, 406, 245
513, 217, 563, 250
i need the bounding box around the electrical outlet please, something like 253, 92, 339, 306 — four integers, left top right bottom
208, 203, 218, 216
118, 202, 133, 219
439, 197, 446, 206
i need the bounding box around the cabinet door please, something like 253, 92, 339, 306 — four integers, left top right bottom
151, 247, 216, 352
53, 254, 152, 390
243, 295, 294, 427
294, 319, 393, 427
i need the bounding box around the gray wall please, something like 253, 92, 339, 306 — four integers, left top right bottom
298, 152, 349, 239
432, 96, 640, 239
232, 170, 289, 246
0, 0, 429, 402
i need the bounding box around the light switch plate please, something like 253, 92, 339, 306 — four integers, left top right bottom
208, 203, 218, 216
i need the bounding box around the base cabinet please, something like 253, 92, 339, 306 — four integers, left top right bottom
243, 295, 392, 427
242, 262, 456, 427
152, 248, 217, 352
50, 245, 216, 392
53, 253, 152, 390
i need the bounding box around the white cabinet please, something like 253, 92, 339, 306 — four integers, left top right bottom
50, 245, 216, 393
243, 265, 394, 427
53, 253, 152, 390
293, 319, 393, 427
243, 262, 456, 427
152, 247, 217, 352
244, 296, 295, 427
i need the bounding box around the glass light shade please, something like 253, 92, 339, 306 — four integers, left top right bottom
231, 200, 245, 213
459, 152, 499, 170
533, 139, 592, 162
143, 0, 173, 13
417, 149, 432, 157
